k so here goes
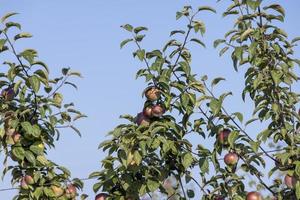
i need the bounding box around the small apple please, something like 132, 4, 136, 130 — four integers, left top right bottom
20, 177, 29, 190
145, 87, 160, 101
51, 185, 64, 197
214, 195, 224, 200
24, 175, 34, 185
246, 191, 262, 200
224, 152, 239, 166
1, 88, 15, 101
95, 193, 109, 200
151, 104, 165, 117
284, 174, 297, 188
135, 112, 150, 126
12, 132, 21, 143
143, 106, 153, 118
66, 184, 77, 198
217, 129, 231, 144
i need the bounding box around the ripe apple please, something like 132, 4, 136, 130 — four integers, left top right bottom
217, 129, 231, 144
145, 87, 160, 101
1, 88, 15, 101
66, 184, 77, 198
284, 174, 297, 188
12, 132, 21, 143
143, 106, 153, 118
95, 193, 108, 200
24, 175, 34, 185
224, 152, 239, 166
135, 112, 150, 126
20, 177, 29, 190
51, 185, 64, 197
214, 195, 224, 200
151, 104, 165, 117
246, 191, 262, 200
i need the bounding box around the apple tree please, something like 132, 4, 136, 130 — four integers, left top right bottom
0, 13, 86, 199
91, 0, 300, 200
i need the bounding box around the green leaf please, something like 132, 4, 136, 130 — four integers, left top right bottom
219, 46, 229, 56
21, 122, 33, 134
93, 182, 102, 193
33, 187, 43, 199
29, 75, 40, 92
210, 99, 221, 115
120, 38, 133, 49
1, 12, 18, 23
170, 30, 185, 36
183, 153, 194, 169
199, 158, 209, 174
228, 130, 239, 148
147, 179, 160, 192
121, 24, 133, 32
193, 20, 206, 35
134, 26, 148, 34
5, 22, 21, 30
190, 38, 206, 48
291, 37, 300, 44
240, 28, 254, 41
296, 181, 300, 199
14, 32, 32, 41
232, 112, 243, 123
133, 151, 142, 165
70, 125, 81, 137
263, 4, 285, 16
37, 155, 49, 165
198, 6, 216, 13
245, 118, 258, 126
25, 151, 36, 165
135, 49, 145, 61
270, 70, 282, 86
211, 77, 225, 87
12, 147, 25, 160
213, 39, 226, 48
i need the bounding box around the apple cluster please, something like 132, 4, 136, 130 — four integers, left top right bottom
135, 86, 165, 127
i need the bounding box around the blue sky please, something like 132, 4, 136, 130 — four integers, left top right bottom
0, 0, 299, 199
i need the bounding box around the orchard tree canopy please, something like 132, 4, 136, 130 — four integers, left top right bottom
0, 0, 300, 200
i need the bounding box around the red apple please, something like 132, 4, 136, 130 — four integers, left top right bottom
284, 174, 297, 188
51, 185, 64, 197
214, 195, 224, 200
224, 152, 239, 166
151, 104, 165, 117
95, 193, 109, 200
20, 177, 29, 190
1, 88, 15, 101
246, 192, 262, 200
143, 106, 153, 118
135, 112, 150, 126
12, 132, 21, 143
66, 184, 77, 198
217, 129, 231, 144
24, 175, 34, 185
145, 87, 160, 101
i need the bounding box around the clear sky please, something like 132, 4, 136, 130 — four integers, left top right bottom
0, 0, 299, 199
